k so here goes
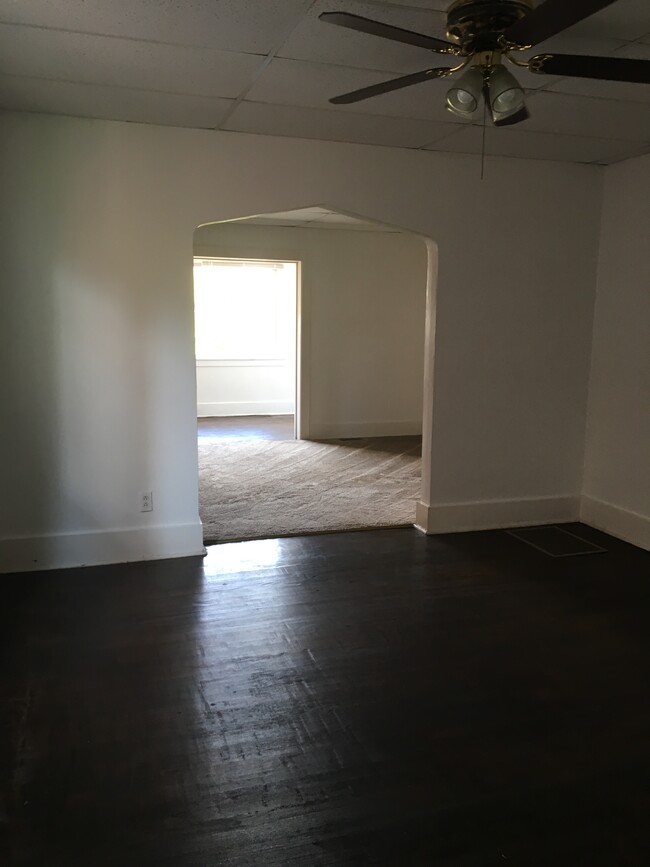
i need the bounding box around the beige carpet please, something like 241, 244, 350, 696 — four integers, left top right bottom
198, 437, 422, 543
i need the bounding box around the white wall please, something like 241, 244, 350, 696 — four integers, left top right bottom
194, 223, 427, 438
581, 152, 650, 551
0, 111, 603, 571
196, 360, 295, 418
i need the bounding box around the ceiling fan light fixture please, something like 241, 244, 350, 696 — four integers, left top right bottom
321, 2, 650, 128
487, 63, 525, 121
446, 66, 484, 118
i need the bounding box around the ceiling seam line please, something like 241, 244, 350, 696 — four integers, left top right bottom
0, 70, 242, 102
0, 18, 268, 54
215, 0, 319, 130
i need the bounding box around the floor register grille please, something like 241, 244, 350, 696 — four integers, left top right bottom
507, 525, 607, 557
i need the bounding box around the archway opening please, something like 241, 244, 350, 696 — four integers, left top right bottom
191, 205, 438, 545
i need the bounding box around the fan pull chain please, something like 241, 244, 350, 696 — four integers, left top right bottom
480, 90, 488, 180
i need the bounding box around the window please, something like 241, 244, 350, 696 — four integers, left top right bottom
193, 258, 297, 361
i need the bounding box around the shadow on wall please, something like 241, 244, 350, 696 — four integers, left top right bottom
0, 126, 71, 571
0, 125, 160, 572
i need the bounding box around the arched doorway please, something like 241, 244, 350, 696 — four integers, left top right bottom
191, 204, 438, 544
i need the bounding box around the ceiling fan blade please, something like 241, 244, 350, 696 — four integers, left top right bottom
529, 53, 650, 83
503, 0, 618, 49
319, 12, 460, 54
329, 68, 451, 105
493, 105, 530, 126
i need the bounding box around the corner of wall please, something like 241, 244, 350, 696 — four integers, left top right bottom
580, 496, 650, 552
578, 154, 650, 552
578, 162, 608, 499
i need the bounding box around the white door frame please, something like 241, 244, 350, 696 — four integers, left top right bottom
192, 245, 305, 438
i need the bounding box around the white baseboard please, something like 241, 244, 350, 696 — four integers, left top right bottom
0, 522, 206, 574
415, 495, 580, 534
309, 420, 422, 439
197, 400, 294, 417
580, 495, 650, 552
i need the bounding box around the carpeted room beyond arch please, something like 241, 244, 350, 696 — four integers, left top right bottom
198, 436, 422, 544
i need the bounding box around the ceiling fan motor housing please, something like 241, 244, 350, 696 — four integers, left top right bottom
446, 0, 534, 52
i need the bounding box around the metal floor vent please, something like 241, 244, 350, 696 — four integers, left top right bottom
507, 525, 607, 557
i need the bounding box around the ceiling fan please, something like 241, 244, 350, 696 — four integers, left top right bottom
320, 0, 650, 126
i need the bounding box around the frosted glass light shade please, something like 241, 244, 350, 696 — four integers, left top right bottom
488, 65, 525, 121
446, 67, 484, 118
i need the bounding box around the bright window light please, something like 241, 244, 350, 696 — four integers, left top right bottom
193, 258, 297, 360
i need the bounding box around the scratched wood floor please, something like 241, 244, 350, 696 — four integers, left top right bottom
3, 524, 650, 865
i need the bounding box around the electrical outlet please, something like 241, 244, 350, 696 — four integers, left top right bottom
140, 491, 153, 512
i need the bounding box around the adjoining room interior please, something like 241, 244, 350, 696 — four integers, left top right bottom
2, 0, 650, 862
193, 208, 427, 544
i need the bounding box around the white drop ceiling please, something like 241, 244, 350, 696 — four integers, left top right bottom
1, 0, 650, 165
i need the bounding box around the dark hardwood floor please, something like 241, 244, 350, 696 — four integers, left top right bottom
3, 524, 650, 865
198, 415, 295, 442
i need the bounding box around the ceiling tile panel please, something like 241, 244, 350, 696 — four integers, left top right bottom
425, 123, 650, 164
540, 0, 650, 42
0, 24, 265, 98
0, 0, 312, 53
278, 0, 449, 73
0, 0, 648, 164
246, 57, 470, 123
0, 73, 233, 127
522, 90, 650, 141
223, 100, 458, 148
